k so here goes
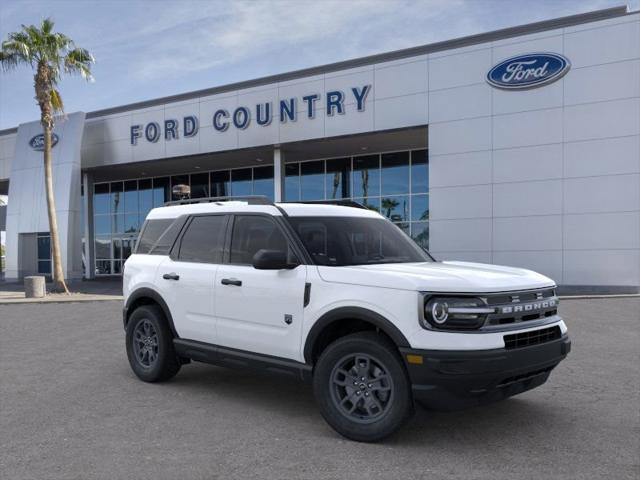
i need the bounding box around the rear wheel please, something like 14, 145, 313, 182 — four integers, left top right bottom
313, 332, 414, 442
126, 304, 180, 382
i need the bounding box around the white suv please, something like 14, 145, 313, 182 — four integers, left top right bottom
123, 196, 570, 442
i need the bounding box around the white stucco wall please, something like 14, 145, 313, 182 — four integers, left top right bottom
427, 12, 640, 288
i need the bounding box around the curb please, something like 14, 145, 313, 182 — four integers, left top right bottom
0, 296, 123, 305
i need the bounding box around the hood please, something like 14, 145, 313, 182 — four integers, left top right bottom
317, 261, 555, 293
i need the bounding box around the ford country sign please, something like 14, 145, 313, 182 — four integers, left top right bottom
487, 53, 570, 90
29, 133, 59, 151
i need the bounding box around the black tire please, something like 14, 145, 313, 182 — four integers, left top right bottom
313, 331, 414, 442
126, 304, 181, 382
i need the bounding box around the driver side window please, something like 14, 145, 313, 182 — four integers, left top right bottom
229, 215, 291, 265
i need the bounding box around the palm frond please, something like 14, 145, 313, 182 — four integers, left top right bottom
64, 47, 94, 81
50, 88, 64, 113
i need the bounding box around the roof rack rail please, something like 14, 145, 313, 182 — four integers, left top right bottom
164, 195, 275, 207
284, 199, 368, 209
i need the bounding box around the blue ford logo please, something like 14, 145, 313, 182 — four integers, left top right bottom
487, 53, 570, 90
29, 133, 59, 151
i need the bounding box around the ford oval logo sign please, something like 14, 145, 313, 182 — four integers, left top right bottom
29, 133, 59, 151
487, 53, 570, 90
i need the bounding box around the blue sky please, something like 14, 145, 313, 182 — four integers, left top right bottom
0, 0, 634, 130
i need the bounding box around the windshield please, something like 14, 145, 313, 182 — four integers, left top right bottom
288, 216, 432, 266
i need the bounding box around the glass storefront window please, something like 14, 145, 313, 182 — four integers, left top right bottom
411, 222, 429, 250
411, 194, 429, 221
94, 183, 110, 214
90, 148, 428, 275
381, 152, 410, 195
190, 172, 209, 199
253, 166, 274, 200
231, 168, 252, 196
285, 163, 300, 201
300, 161, 325, 200
326, 158, 350, 199
411, 149, 428, 192
138, 179, 153, 218
153, 177, 170, 207
211, 170, 230, 197
124, 180, 138, 213
352, 155, 380, 199
382, 195, 409, 222
111, 182, 123, 215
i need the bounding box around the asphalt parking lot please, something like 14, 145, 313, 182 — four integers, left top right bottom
0, 297, 638, 480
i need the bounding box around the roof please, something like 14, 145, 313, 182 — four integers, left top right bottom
0, 5, 631, 136
146, 201, 382, 220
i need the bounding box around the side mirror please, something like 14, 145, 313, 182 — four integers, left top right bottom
252, 249, 298, 270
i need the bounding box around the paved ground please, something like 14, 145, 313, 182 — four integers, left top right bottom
0, 298, 638, 480
0, 278, 122, 303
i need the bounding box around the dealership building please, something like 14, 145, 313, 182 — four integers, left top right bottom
0, 5, 638, 292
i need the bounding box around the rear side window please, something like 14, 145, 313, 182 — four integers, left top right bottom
136, 219, 173, 254
178, 215, 227, 263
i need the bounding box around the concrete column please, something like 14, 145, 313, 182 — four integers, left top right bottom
83, 172, 95, 279
273, 147, 286, 202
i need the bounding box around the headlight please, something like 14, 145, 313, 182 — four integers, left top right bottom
422, 297, 494, 330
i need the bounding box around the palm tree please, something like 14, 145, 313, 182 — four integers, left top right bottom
0, 18, 94, 292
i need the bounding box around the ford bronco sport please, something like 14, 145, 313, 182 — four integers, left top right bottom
123, 196, 570, 442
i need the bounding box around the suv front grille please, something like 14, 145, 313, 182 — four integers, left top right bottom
504, 326, 561, 350
482, 288, 558, 328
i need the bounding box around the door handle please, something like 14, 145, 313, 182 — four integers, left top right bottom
221, 278, 242, 287
162, 273, 180, 281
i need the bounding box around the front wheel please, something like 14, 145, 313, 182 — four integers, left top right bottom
125, 304, 181, 382
313, 332, 414, 442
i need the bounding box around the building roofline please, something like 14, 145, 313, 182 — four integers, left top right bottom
0, 5, 631, 135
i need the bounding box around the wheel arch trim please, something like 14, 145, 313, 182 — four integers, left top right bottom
303, 306, 410, 363
124, 287, 179, 338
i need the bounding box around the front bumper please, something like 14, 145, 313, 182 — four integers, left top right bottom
400, 334, 571, 410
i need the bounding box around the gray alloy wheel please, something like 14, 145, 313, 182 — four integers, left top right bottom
132, 318, 159, 368
329, 353, 394, 424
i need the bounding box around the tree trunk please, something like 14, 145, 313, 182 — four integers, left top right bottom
43, 122, 69, 294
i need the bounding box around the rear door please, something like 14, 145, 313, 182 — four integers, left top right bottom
214, 214, 307, 361
156, 214, 228, 345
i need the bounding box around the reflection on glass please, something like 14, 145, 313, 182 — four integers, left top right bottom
138, 179, 153, 218
113, 261, 122, 275
113, 238, 122, 260
411, 194, 429, 221
94, 183, 110, 214
211, 170, 230, 197
411, 222, 429, 250
301, 161, 324, 200
394, 223, 410, 237
353, 197, 380, 212
112, 214, 124, 234
110, 182, 123, 215
381, 196, 409, 222
231, 168, 252, 196
124, 213, 139, 233
285, 164, 300, 201
326, 158, 350, 199
94, 215, 111, 235
352, 155, 380, 199
95, 236, 111, 259
253, 166, 274, 200
171, 175, 190, 200
381, 152, 409, 195
124, 180, 138, 212
95, 260, 112, 275
122, 238, 134, 259
153, 177, 170, 207
190, 173, 209, 198
411, 149, 428, 193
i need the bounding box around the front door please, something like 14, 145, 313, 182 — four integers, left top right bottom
215, 214, 307, 361
156, 214, 228, 345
